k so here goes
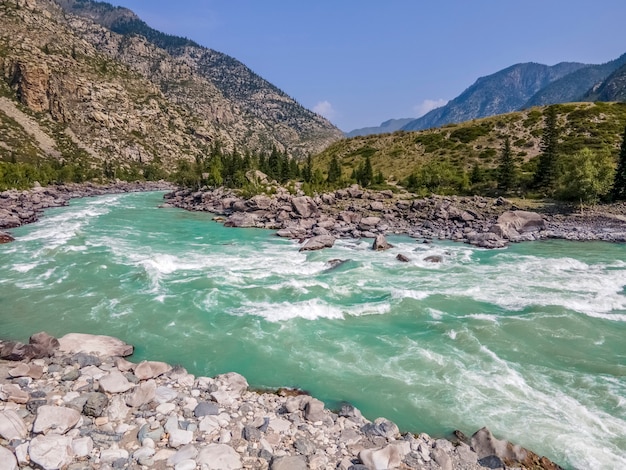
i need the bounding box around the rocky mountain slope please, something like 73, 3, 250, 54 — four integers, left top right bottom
0, 0, 342, 171
55, 0, 343, 158
584, 62, 626, 102
525, 53, 626, 107
402, 62, 587, 131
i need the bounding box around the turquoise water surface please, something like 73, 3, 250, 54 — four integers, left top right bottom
1, 191, 625, 469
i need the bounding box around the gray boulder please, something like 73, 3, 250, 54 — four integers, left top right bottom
224, 212, 258, 228
491, 210, 544, 239
0, 446, 18, 470
28, 435, 74, 470
271, 455, 308, 470
291, 196, 317, 218
0, 410, 28, 440
0, 231, 14, 243
58, 333, 133, 357
32, 405, 81, 435
299, 235, 336, 251
197, 444, 242, 469
372, 234, 392, 251
470, 427, 563, 470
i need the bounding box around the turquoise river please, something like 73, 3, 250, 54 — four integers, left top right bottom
1, 191, 625, 469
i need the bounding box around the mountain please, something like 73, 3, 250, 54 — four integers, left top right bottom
584, 62, 626, 102
0, 0, 342, 171
524, 53, 626, 107
402, 62, 587, 132
345, 118, 415, 138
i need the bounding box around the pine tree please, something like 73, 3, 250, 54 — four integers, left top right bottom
302, 154, 313, 183
612, 125, 626, 200
327, 155, 342, 183
534, 105, 560, 193
497, 136, 516, 191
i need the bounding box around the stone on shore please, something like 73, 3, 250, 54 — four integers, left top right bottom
0, 330, 564, 470
197, 444, 242, 469
0, 409, 28, 440
0, 445, 18, 470
491, 210, 545, 239
33, 405, 81, 434
58, 333, 133, 357
299, 235, 336, 251
28, 434, 74, 470
471, 427, 564, 470
134, 360, 172, 380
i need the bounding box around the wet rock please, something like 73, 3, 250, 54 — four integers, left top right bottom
0, 231, 15, 243
299, 235, 335, 251
396, 253, 410, 262
224, 212, 258, 228
471, 427, 563, 470
372, 233, 392, 251
424, 255, 443, 263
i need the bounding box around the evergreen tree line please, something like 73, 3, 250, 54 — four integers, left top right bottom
171, 144, 300, 191
0, 158, 167, 191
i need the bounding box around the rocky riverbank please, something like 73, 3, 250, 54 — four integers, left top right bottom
164, 185, 626, 249
0, 332, 563, 470
0, 181, 174, 243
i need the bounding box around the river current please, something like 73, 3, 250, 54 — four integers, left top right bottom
1, 191, 625, 469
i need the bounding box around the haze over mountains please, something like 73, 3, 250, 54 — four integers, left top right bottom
349, 53, 626, 136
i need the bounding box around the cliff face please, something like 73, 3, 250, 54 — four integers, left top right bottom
0, 0, 342, 168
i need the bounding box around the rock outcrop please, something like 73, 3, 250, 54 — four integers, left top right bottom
0, 332, 564, 469
0, 0, 342, 167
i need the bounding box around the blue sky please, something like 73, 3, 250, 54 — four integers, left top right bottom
106, 1, 626, 132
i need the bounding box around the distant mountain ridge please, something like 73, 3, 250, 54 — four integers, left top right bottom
346, 53, 626, 137
345, 118, 414, 138
402, 61, 588, 132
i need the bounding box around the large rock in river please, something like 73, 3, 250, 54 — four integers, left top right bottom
299, 235, 335, 251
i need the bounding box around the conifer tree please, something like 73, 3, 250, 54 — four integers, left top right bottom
302, 154, 313, 183
612, 125, 626, 200
327, 155, 342, 184
534, 105, 560, 194
497, 136, 516, 191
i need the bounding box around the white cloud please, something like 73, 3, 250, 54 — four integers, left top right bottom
413, 99, 448, 117
313, 100, 336, 119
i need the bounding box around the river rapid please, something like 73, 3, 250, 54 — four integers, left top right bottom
1, 191, 625, 469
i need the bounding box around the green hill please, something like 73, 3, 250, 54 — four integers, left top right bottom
314, 102, 626, 195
